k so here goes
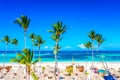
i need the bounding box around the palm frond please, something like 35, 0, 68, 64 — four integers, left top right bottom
88, 30, 96, 41
14, 15, 30, 31
32, 58, 41, 64
31, 72, 39, 80
10, 58, 19, 62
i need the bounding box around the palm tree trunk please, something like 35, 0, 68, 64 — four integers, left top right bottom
54, 42, 58, 80
85, 49, 89, 72
98, 46, 107, 70
24, 31, 26, 48
38, 46, 41, 79
91, 40, 94, 67
90, 40, 94, 79
3, 44, 8, 68
32, 44, 35, 72
27, 66, 31, 80
54, 54, 58, 80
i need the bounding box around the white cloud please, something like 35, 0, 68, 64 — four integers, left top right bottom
44, 46, 49, 49
65, 46, 72, 49
77, 44, 86, 49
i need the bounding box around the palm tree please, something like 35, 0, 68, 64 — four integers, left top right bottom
10, 49, 40, 80
29, 33, 36, 72
88, 30, 96, 66
2, 35, 10, 67
48, 21, 67, 80
95, 34, 107, 69
11, 38, 20, 78
88, 30, 96, 79
14, 15, 30, 48
84, 41, 92, 72
33, 35, 45, 77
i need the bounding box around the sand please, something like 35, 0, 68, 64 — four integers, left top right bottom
0, 62, 120, 80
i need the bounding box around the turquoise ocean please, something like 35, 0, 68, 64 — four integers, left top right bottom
0, 51, 120, 63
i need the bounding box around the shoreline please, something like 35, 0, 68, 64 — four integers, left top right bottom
1, 62, 120, 69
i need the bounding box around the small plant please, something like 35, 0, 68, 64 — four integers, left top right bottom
42, 66, 45, 71
66, 65, 73, 76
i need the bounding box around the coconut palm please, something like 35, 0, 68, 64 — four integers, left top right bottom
95, 34, 107, 69
48, 21, 67, 80
88, 30, 96, 66
29, 33, 36, 72
88, 30, 96, 79
1, 35, 10, 67
84, 41, 92, 72
11, 38, 21, 78
10, 49, 40, 80
33, 35, 45, 77
14, 15, 30, 48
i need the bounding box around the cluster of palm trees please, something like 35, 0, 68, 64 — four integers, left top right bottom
0, 35, 18, 67
9, 15, 67, 80
4, 15, 105, 80
84, 30, 105, 78
9, 15, 45, 80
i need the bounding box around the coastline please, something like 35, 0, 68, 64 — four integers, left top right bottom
1, 62, 120, 70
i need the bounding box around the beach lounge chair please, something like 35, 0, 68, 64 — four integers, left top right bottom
104, 74, 116, 80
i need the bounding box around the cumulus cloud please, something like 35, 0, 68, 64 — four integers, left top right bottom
77, 44, 86, 49
44, 46, 49, 49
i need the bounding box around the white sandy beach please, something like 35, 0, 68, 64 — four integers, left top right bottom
0, 62, 120, 80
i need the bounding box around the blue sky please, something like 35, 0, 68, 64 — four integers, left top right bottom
0, 0, 120, 51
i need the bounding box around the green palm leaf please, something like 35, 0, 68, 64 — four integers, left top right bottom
31, 72, 38, 80
88, 30, 96, 41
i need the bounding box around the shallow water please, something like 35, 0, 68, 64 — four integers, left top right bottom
0, 51, 120, 62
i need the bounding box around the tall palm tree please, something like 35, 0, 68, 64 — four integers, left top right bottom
11, 38, 20, 78
88, 30, 96, 66
2, 35, 10, 67
14, 15, 30, 48
29, 33, 36, 72
10, 49, 40, 80
48, 21, 67, 80
33, 35, 45, 77
84, 41, 92, 72
95, 34, 107, 69
88, 30, 96, 79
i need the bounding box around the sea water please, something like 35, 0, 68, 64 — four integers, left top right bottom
0, 51, 120, 62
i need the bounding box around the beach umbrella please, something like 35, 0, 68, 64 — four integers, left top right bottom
98, 69, 106, 74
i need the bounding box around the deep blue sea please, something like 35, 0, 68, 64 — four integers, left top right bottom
0, 51, 120, 62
